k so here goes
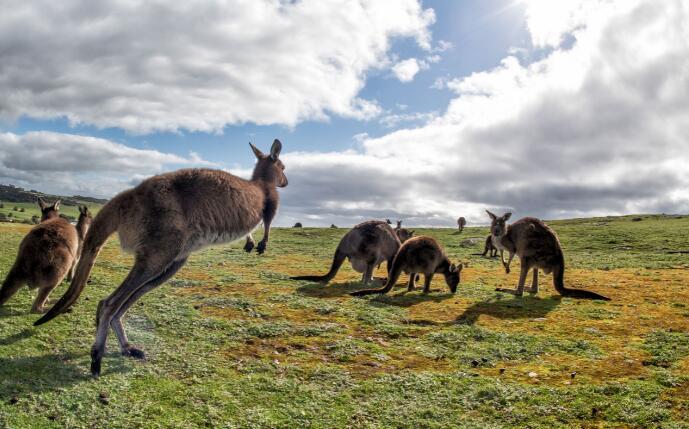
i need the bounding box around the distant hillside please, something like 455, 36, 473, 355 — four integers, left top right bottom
0, 184, 108, 206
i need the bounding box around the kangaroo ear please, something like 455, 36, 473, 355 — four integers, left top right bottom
53, 200, 61, 211
449, 263, 457, 273
503, 212, 512, 221
249, 142, 264, 159
37, 197, 47, 210
457, 262, 463, 272
270, 139, 282, 161
486, 210, 496, 221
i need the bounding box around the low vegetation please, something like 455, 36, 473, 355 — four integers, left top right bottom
0, 215, 688, 428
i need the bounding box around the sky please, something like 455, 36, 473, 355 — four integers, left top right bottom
1, 0, 688, 227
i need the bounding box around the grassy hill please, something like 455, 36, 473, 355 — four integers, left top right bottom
0, 184, 105, 223
0, 215, 688, 428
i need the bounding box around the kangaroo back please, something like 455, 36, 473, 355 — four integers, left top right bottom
34, 200, 120, 325
552, 254, 610, 301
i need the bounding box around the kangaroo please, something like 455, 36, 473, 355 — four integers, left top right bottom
457, 216, 466, 232
34, 139, 288, 377
486, 210, 610, 300
350, 236, 462, 296
291, 220, 400, 285
481, 234, 497, 257
396, 228, 414, 243
0, 200, 92, 313
396, 220, 402, 230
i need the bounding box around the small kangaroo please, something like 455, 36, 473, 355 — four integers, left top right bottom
481, 234, 497, 257
457, 216, 466, 232
35, 139, 288, 377
396, 228, 414, 243
350, 236, 462, 296
486, 210, 610, 300
0, 200, 92, 313
291, 220, 400, 285
396, 220, 402, 230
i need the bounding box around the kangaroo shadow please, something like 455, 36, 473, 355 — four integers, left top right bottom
0, 351, 132, 396
0, 327, 35, 346
0, 305, 25, 317
454, 295, 562, 325
296, 279, 386, 298
365, 288, 458, 308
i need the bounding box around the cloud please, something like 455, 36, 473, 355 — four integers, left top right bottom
0, 0, 435, 134
0, 132, 213, 197
275, 0, 689, 226
391, 57, 432, 82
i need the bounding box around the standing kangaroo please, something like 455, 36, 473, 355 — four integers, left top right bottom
291, 220, 400, 285
396, 228, 414, 243
350, 236, 462, 296
457, 217, 466, 232
481, 235, 497, 257
486, 210, 610, 300
35, 139, 288, 377
1, 200, 92, 313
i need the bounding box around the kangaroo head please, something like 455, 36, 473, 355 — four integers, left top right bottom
37, 197, 60, 221
77, 205, 93, 233
444, 262, 463, 293
486, 210, 511, 238
396, 228, 414, 243
250, 139, 288, 188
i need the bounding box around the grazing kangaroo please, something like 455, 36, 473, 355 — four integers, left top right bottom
486, 210, 610, 300
0, 200, 92, 313
481, 234, 497, 257
35, 139, 288, 377
350, 236, 462, 296
291, 220, 400, 285
396, 228, 414, 243
457, 217, 466, 232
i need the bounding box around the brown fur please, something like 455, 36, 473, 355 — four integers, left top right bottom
292, 220, 400, 285
0, 201, 91, 313
481, 234, 498, 257
486, 210, 610, 300
34, 139, 288, 378
396, 228, 414, 243
350, 236, 462, 296
457, 216, 466, 232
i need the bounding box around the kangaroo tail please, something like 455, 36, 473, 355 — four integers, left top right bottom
34, 201, 120, 326
350, 254, 403, 296
291, 248, 346, 283
0, 266, 25, 306
553, 256, 610, 301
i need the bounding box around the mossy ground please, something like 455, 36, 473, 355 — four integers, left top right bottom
0, 215, 688, 428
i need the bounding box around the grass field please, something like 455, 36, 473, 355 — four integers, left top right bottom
1, 215, 688, 428
0, 201, 102, 224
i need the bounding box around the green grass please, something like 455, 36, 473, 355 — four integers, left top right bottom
0, 200, 102, 223
1, 215, 689, 428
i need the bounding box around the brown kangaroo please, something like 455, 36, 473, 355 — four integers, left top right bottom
457, 216, 466, 232
292, 220, 400, 285
486, 210, 610, 300
396, 228, 414, 243
481, 234, 497, 257
350, 236, 462, 296
1, 200, 92, 313
35, 139, 288, 377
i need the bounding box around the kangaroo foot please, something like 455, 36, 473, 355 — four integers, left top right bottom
122, 345, 146, 360
243, 239, 255, 252
256, 240, 267, 254
495, 287, 522, 296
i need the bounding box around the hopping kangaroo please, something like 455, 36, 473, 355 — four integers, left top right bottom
35, 140, 288, 377
291, 220, 400, 285
350, 236, 462, 296
457, 217, 466, 232
1, 200, 92, 313
486, 210, 610, 300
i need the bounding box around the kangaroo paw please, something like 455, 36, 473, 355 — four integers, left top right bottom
243, 240, 255, 253
122, 346, 146, 360
256, 240, 267, 254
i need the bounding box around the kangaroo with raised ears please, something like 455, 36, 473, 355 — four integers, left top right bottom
1, 200, 92, 313
350, 236, 462, 296
35, 139, 288, 377
457, 217, 466, 233
292, 220, 400, 285
486, 210, 610, 300
396, 228, 414, 243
